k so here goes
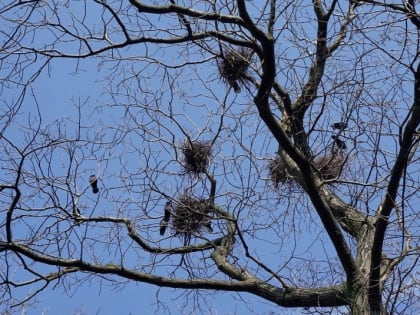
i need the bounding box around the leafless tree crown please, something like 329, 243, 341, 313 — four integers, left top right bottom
0, 0, 420, 314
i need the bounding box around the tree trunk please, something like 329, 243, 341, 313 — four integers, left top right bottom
348, 223, 387, 314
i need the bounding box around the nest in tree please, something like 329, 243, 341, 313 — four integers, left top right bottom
314, 154, 345, 180
268, 153, 346, 188
182, 140, 212, 174
172, 195, 212, 236
268, 155, 292, 188
218, 48, 252, 93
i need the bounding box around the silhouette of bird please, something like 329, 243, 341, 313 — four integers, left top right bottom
203, 216, 213, 232
332, 135, 347, 150
72, 203, 82, 225
160, 201, 172, 236
89, 175, 99, 194
331, 122, 347, 130
231, 81, 241, 93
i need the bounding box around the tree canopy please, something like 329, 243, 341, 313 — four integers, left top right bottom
1, 0, 420, 314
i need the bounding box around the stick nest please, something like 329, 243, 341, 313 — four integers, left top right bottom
182, 140, 212, 174
269, 153, 346, 188
218, 48, 252, 93
314, 154, 345, 180
268, 155, 292, 188
172, 195, 212, 236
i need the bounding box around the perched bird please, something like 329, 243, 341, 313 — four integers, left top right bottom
73, 205, 81, 217
160, 201, 172, 236
89, 175, 99, 194
231, 81, 241, 93
202, 216, 213, 233
72, 203, 82, 225
331, 122, 347, 130
332, 135, 347, 150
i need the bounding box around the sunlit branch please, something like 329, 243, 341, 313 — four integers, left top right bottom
0, 241, 348, 307
128, 0, 245, 26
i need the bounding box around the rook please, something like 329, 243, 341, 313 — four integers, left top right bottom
331, 122, 347, 130
332, 135, 347, 150
160, 201, 172, 236
89, 175, 99, 194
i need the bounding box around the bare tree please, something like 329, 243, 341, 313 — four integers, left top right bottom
1, 0, 420, 314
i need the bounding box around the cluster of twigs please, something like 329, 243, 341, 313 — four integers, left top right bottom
172, 195, 212, 236
268, 155, 292, 188
268, 152, 346, 188
182, 140, 212, 175
218, 48, 252, 93
313, 154, 345, 180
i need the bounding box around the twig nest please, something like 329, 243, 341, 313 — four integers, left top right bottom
182, 140, 212, 174
268, 153, 346, 188
268, 155, 292, 188
218, 48, 252, 93
172, 195, 212, 236
314, 154, 345, 180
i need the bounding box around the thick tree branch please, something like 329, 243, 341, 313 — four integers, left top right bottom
128, 0, 245, 26
243, 0, 358, 280
292, 0, 330, 117
319, 186, 368, 237
21, 30, 247, 58
290, 1, 354, 154
369, 62, 420, 311
0, 241, 348, 308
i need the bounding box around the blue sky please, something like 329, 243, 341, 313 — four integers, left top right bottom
1, 41, 293, 315
1, 37, 340, 315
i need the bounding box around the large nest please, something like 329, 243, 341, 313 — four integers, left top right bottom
269, 153, 346, 188
218, 48, 252, 93
182, 140, 212, 175
314, 154, 345, 180
172, 195, 212, 236
268, 155, 292, 188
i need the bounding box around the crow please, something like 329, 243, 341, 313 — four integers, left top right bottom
332, 135, 347, 150
72, 203, 82, 225
202, 216, 213, 232
331, 122, 347, 130
231, 81, 241, 93
89, 175, 99, 194
160, 201, 172, 236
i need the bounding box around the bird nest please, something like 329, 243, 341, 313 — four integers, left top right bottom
269, 153, 346, 188
268, 155, 293, 188
182, 140, 212, 175
172, 195, 212, 236
218, 48, 252, 93
313, 154, 345, 180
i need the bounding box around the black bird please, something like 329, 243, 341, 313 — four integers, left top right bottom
160, 201, 172, 236
332, 135, 347, 150
72, 203, 82, 225
231, 81, 241, 93
331, 122, 347, 130
89, 175, 99, 194
202, 216, 213, 233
